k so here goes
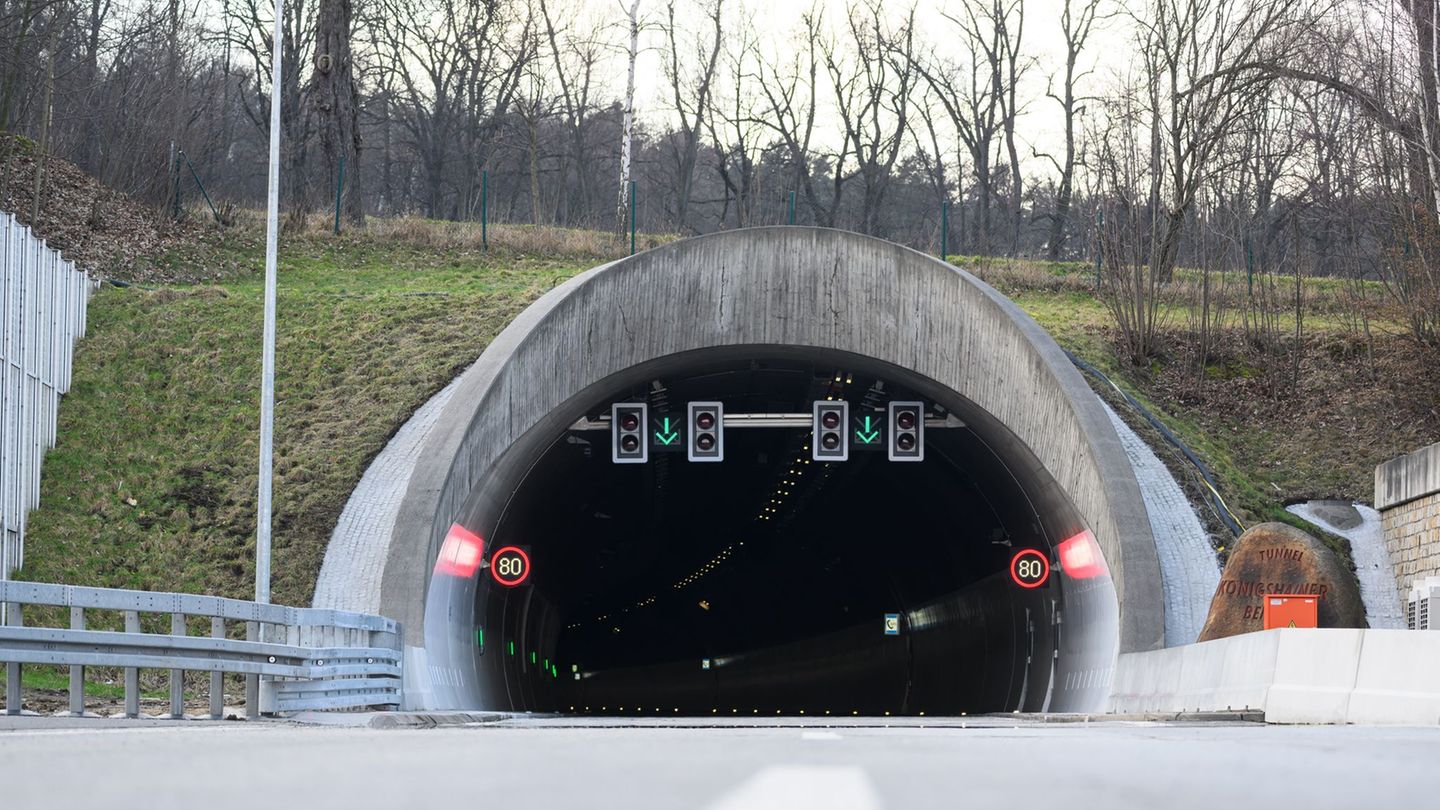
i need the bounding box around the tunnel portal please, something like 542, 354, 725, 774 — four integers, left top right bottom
372, 227, 1161, 714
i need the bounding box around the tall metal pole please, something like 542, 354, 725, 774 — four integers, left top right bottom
482, 169, 488, 250
256, 0, 284, 608
788, 191, 795, 225
629, 180, 636, 256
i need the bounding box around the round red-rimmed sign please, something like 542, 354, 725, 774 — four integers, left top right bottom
490, 546, 531, 587
1010, 548, 1050, 589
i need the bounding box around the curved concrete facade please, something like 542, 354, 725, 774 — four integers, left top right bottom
381, 227, 1163, 658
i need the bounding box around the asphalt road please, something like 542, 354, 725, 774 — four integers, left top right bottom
1, 716, 1436, 809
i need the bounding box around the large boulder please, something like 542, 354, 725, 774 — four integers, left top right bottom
1198, 522, 1365, 641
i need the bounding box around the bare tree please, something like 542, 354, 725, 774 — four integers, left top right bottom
661, 0, 722, 233
1038, 0, 1106, 259
616, 0, 639, 231
826, 0, 916, 236
311, 0, 363, 227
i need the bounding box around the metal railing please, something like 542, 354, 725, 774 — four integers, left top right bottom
0, 581, 402, 718
0, 212, 94, 580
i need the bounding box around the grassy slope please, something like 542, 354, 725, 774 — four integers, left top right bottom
19, 226, 588, 606
17, 225, 1437, 609
961, 256, 1440, 546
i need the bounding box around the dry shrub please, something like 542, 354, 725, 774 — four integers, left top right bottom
291, 214, 679, 261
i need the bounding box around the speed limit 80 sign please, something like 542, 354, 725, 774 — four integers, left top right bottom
490, 546, 532, 587
1009, 548, 1050, 589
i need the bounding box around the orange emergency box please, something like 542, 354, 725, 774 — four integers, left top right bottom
1263, 595, 1319, 629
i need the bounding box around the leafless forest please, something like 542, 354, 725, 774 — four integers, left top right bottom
1, 0, 1438, 353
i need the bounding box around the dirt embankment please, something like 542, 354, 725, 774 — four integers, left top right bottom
0, 134, 205, 282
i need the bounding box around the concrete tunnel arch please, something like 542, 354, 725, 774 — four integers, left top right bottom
376, 226, 1162, 713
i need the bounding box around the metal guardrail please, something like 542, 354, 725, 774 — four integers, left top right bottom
0, 581, 402, 718
0, 212, 94, 580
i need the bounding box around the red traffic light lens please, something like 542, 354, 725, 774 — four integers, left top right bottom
821, 411, 841, 429
620, 413, 639, 431
696, 412, 716, 430
897, 434, 916, 451
697, 434, 716, 450
821, 432, 840, 449
621, 435, 640, 452
896, 411, 917, 430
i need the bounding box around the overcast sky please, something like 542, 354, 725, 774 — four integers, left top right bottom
615, 0, 1135, 169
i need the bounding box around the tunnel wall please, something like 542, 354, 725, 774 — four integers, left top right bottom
380, 227, 1163, 667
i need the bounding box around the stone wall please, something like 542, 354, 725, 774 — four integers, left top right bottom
1381, 492, 1440, 595
1375, 442, 1440, 597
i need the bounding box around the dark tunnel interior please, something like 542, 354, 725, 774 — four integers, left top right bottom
423, 348, 1120, 715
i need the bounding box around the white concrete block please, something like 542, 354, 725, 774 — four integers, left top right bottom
1346, 629, 1440, 725
1265, 629, 1363, 724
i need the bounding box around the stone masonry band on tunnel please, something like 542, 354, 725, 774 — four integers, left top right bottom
369, 227, 1162, 714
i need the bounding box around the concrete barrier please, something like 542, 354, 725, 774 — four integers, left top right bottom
1346, 630, 1440, 725
1111, 628, 1440, 724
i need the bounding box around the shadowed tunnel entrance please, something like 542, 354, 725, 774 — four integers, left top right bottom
423, 347, 1119, 715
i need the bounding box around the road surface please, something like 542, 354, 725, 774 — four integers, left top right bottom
1, 716, 1435, 808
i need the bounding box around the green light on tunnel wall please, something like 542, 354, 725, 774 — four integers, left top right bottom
475, 628, 484, 647
531, 651, 537, 664
551, 665, 557, 678
508, 641, 514, 656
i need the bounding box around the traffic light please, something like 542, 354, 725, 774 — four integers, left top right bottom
812, 400, 849, 461
688, 401, 724, 462
888, 401, 923, 461
611, 402, 648, 464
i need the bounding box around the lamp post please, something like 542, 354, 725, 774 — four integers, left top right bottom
256, 0, 284, 608
248, 0, 285, 721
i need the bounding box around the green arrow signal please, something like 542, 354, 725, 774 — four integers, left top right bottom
655, 416, 680, 446
855, 414, 880, 444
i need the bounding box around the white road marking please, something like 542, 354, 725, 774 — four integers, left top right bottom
801, 730, 842, 740
705, 766, 881, 810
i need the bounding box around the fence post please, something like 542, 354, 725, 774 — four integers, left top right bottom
123, 609, 140, 718
209, 617, 225, 719
333, 154, 346, 236
1094, 207, 1104, 292
629, 180, 637, 256
4, 601, 20, 715
68, 605, 84, 715
940, 200, 949, 260
1246, 237, 1255, 297
481, 170, 489, 251
245, 621, 260, 720
171, 150, 183, 221
169, 612, 185, 719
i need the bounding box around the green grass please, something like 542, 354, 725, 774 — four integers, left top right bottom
17, 230, 589, 606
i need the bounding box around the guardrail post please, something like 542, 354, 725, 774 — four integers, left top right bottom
245, 621, 259, 720
209, 617, 224, 720
4, 601, 20, 715
123, 610, 140, 718
169, 612, 185, 719
68, 606, 84, 716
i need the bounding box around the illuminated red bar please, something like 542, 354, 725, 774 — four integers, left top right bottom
1057, 529, 1107, 580
434, 523, 485, 578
